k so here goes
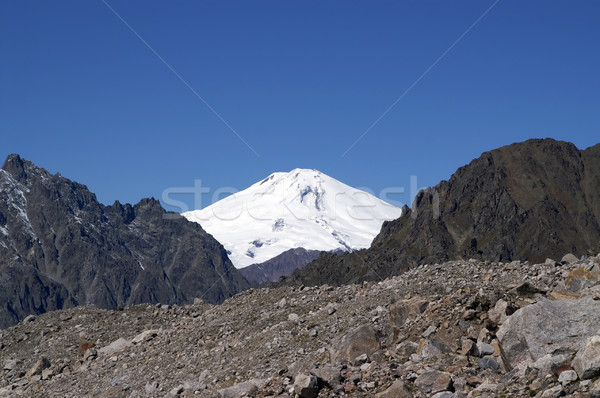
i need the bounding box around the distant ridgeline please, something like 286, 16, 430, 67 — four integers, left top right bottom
0, 154, 249, 328
283, 139, 600, 287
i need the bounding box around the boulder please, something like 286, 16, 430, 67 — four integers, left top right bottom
98, 338, 132, 356
497, 297, 600, 369
487, 299, 508, 326
310, 364, 342, 389
131, 329, 159, 344
417, 338, 451, 358
2, 359, 19, 371
218, 381, 258, 398
376, 380, 412, 398
294, 374, 319, 398
562, 253, 579, 264
566, 267, 600, 292
414, 370, 453, 394
477, 342, 495, 357
25, 357, 50, 378
332, 324, 380, 364
532, 354, 571, 377
558, 370, 578, 384
541, 385, 564, 398
396, 340, 419, 360
478, 356, 500, 371
388, 299, 429, 327
573, 335, 600, 379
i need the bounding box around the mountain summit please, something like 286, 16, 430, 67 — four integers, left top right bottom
183, 168, 402, 268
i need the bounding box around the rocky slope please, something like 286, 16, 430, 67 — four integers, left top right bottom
284, 139, 600, 287
239, 248, 321, 286
0, 155, 249, 328
2, 252, 600, 397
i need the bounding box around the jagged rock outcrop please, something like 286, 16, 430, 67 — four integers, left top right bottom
0, 154, 249, 328
284, 139, 600, 286
239, 247, 321, 286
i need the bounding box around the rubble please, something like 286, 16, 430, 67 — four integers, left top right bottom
1, 254, 600, 397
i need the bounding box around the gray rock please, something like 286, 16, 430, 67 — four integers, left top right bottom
353, 353, 369, 366
431, 392, 454, 398
332, 324, 380, 364
546, 258, 557, 266
541, 385, 564, 398
288, 313, 300, 323
388, 299, 429, 327
310, 364, 341, 388
417, 338, 451, 358
168, 385, 184, 396
294, 374, 319, 398
131, 329, 158, 344
83, 347, 97, 361
396, 340, 419, 360
532, 354, 571, 377
98, 337, 132, 356
562, 253, 579, 264
487, 299, 508, 326
460, 339, 478, 357
422, 325, 437, 338
591, 379, 600, 398
477, 342, 495, 357
218, 381, 258, 398
25, 357, 50, 378
478, 356, 500, 371
22, 314, 36, 323
2, 359, 19, 371
573, 335, 600, 379
497, 297, 600, 369
376, 380, 412, 398
414, 370, 453, 394
558, 370, 577, 384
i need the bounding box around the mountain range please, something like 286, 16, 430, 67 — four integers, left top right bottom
0, 155, 248, 328
282, 139, 600, 287
2, 138, 600, 328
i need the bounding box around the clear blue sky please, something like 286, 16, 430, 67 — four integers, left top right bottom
1, 1, 598, 212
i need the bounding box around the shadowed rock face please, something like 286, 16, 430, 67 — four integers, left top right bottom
283, 139, 600, 286
238, 247, 321, 286
0, 155, 249, 328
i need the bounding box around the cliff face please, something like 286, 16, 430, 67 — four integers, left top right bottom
0, 155, 249, 328
284, 139, 600, 286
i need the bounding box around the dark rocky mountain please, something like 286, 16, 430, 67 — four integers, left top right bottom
238, 247, 321, 286
283, 139, 600, 286
0, 155, 249, 328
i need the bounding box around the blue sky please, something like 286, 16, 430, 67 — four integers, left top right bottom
1, 1, 598, 212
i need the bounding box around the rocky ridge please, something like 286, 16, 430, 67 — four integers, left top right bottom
2, 252, 600, 397
0, 154, 249, 328
284, 139, 600, 287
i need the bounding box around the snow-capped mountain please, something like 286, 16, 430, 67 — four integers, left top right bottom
183, 169, 402, 268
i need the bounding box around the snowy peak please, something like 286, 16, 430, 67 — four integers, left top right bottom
256, 168, 326, 211
183, 169, 402, 268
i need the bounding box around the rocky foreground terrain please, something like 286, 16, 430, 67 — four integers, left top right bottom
3, 253, 600, 397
